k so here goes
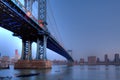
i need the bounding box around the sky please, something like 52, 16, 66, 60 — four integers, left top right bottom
0, 0, 120, 61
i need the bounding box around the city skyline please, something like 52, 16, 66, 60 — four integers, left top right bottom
0, 0, 120, 61
1, 43, 120, 61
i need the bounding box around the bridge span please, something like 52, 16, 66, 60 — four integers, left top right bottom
0, 0, 74, 68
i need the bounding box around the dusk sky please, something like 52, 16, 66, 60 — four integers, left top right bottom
0, 0, 120, 61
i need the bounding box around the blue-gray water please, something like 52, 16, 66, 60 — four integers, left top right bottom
0, 65, 120, 80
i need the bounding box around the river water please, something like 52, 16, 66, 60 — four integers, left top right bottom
0, 65, 120, 80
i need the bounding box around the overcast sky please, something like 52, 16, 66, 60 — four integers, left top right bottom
0, 0, 120, 61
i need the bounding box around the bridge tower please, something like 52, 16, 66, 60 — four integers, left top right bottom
14, 0, 51, 69
20, 0, 48, 60
36, 0, 48, 60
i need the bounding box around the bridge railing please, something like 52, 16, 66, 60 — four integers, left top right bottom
11, 0, 40, 28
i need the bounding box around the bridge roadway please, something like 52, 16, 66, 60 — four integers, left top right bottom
0, 0, 74, 61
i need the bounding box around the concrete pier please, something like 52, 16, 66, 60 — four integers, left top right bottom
14, 60, 52, 69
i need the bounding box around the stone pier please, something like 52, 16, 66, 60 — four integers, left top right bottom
14, 60, 51, 69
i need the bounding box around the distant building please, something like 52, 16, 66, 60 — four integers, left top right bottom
15, 49, 20, 59
97, 57, 100, 63
1, 56, 10, 64
114, 53, 119, 63
52, 60, 67, 65
74, 60, 79, 65
10, 49, 20, 64
88, 56, 97, 65
2, 56, 10, 62
104, 54, 109, 63
79, 58, 84, 65
0, 56, 10, 68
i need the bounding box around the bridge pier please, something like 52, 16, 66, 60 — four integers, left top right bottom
15, 35, 51, 69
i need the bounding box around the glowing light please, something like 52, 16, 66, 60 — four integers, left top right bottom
26, 11, 31, 17
38, 20, 44, 27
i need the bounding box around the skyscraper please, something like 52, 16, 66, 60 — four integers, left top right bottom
15, 49, 20, 59
88, 56, 97, 65
114, 53, 119, 63
104, 54, 109, 63
79, 58, 84, 65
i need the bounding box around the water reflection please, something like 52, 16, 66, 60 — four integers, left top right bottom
115, 66, 120, 80
1, 65, 120, 80
15, 69, 32, 80
87, 65, 100, 70
48, 65, 73, 80
14, 68, 51, 80
105, 66, 109, 80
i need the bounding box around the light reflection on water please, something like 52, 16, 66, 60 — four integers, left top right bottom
0, 65, 120, 80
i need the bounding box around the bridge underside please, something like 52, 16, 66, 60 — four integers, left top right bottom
0, 0, 41, 41
0, 0, 74, 62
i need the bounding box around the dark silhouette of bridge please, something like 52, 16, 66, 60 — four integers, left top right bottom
0, 0, 74, 64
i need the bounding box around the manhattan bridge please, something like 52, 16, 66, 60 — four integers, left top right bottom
0, 0, 74, 69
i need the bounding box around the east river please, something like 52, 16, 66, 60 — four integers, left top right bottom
0, 65, 120, 80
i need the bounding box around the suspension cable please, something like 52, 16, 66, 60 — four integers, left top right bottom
47, 0, 65, 47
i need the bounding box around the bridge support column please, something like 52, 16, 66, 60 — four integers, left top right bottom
43, 35, 47, 60
20, 40, 32, 60
36, 35, 47, 60
36, 38, 43, 60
